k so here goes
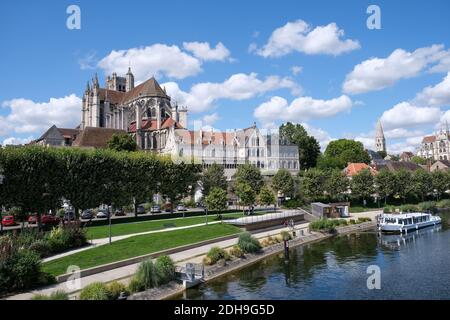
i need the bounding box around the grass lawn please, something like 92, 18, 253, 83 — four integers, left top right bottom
85, 211, 262, 239
42, 223, 241, 277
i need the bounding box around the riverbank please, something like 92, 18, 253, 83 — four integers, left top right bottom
129, 220, 377, 300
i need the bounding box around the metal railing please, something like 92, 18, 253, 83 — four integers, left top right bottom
224, 210, 303, 225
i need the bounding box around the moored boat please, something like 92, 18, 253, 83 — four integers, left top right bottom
378, 212, 441, 233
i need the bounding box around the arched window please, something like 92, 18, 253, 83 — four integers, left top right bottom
151, 108, 156, 117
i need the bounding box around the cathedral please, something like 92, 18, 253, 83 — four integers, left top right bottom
417, 125, 450, 161
80, 70, 300, 178
375, 120, 386, 154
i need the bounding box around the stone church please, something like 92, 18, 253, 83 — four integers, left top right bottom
79, 70, 300, 178
417, 125, 450, 161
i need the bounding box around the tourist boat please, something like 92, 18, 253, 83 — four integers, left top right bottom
377, 212, 441, 233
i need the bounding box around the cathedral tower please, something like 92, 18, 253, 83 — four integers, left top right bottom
375, 120, 386, 154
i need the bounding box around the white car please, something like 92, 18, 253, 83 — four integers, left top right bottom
176, 204, 187, 211
96, 210, 110, 219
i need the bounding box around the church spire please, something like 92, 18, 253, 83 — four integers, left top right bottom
375, 120, 386, 154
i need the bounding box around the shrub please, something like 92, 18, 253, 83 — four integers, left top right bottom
134, 259, 157, 290
280, 231, 292, 241
128, 277, 144, 293
349, 219, 356, 225
383, 206, 393, 213
282, 198, 302, 209
418, 201, 437, 213
32, 290, 69, 300
154, 255, 175, 285
28, 240, 52, 258
357, 217, 371, 223
237, 232, 261, 254
436, 199, 450, 209
204, 247, 230, 265
79, 282, 110, 300
229, 245, 244, 258
400, 204, 418, 212
107, 281, 129, 300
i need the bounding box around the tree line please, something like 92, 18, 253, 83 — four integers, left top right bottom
0, 146, 200, 229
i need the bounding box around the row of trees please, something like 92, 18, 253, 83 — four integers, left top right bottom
300, 167, 450, 205
0, 146, 200, 229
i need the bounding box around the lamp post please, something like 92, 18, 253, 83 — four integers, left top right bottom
204, 206, 208, 225
109, 203, 113, 245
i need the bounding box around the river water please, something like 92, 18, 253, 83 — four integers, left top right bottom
178, 212, 450, 300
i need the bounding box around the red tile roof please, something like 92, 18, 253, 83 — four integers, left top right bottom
422, 135, 436, 143
344, 163, 378, 177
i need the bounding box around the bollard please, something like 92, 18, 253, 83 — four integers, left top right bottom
284, 239, 290, 262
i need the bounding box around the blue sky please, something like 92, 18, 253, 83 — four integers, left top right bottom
1, 0, 450, 153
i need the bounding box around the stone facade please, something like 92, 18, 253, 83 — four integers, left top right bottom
417, 126, 450, 161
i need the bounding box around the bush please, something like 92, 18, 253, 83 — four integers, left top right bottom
133, 259, 157, 290
229, 245, 244, 258
383, 206, 393, 213
418, 201, 437, 212
436, 199, 450, 209
128, 277, 144, 293
349, 219, 356, 225
280, 231, 292, 241
357, 217, 371, 223
31, 290, 69, 300
107, 281, 129, 300
28, 240, 52, 258
154, 255, 175, 285
282, 198, 302, 209
79, 282, 110, 300
237, 232, 261, 254
204, 247, 230, 265
399, 204, 418, 212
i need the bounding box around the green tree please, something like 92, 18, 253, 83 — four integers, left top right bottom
159, 161, 200, 212
205, 187, 228, 216
350, 168, 374, 205
431, 170, 449, 200
411, 156, 427, 165
300, 168, 327, 201
320, 139, 371, 170
258, 186, 276, 210
377, 150, 387, 159
280, 122, 321, 169
200, 163, 228, 196
412, 169, 432, 201
271, 169, 295, 197
394, 169, 414, 203
235, 181, 256, 212
234, 163, 264, 193
324, 170, 348, 201
375, 169, 397, 205
107, 133, 137, 152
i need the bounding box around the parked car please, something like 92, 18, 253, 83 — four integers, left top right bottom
176, 204, 187, 211
28, 214, 60, 226
164, 203, 173, 212
196, 202, 205, 208
136, 205, 146, 215
63, 211, 76, 221
81, 209, 94, 220
1, 215, 15, 227
150, 205, 161, 214
96, 209, 110, 219
114, 208, 126, 216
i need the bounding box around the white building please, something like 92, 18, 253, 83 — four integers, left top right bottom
417, 126, 450, 161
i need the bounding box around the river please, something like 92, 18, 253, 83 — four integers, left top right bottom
178, 211, 450, 300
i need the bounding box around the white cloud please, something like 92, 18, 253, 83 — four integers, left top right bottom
380, 101, 441, 129
343, 44, 447, 94
98, 44, 202, 81
0, 94, 82, 138
254, 95, 353, 124
291, 65, 303, 75
415, 72, 450, 107
257, 20, 360, 57
1, 136, 34, 146
384, 128, 424, 139
182, 42, 231, 61
78, 51, 97, 70
163, 73, 300, 113
302, 123, 334, 150
202, 113, 220, 126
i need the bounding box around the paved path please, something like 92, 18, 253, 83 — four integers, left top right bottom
42, 221, 222, 263
7, 223, 310, 300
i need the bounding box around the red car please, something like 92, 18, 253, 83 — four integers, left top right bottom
28, 214, 60, 226
1, 215, 15, 227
